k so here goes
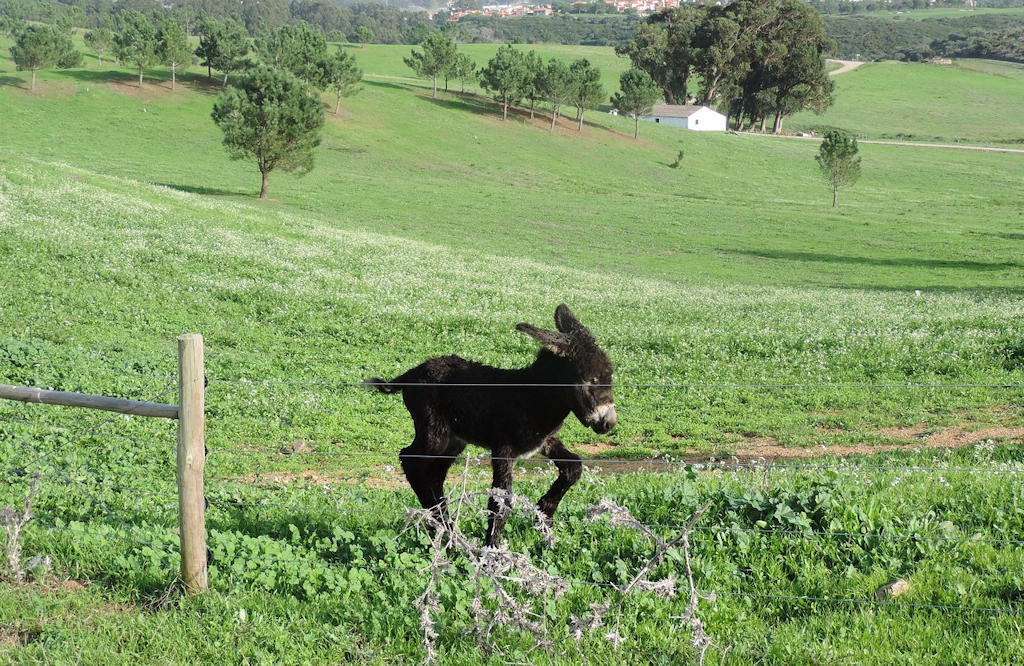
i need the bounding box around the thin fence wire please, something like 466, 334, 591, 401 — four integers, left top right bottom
207, 447, 1024, 476
209, 377, 1024, 390
208, 497, 1024, 546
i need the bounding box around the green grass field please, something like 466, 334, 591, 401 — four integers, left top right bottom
789, 60, 1024, 144
1, 38, 1023, 664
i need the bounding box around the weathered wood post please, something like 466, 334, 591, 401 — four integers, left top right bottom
177, 333, 207, 594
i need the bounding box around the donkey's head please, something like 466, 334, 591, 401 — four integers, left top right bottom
517, 304, 617, 434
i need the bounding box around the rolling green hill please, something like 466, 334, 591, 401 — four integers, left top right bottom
1, 39, 1024, 665
790, 59, 1024, 143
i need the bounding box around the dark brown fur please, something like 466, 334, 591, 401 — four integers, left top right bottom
366, 304, 617, 547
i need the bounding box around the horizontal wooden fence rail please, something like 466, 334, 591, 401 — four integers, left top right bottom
0, 383, 179, 419
0, 333, 207, 595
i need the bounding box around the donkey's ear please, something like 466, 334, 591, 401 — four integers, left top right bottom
554, 304, 593, 341
516, 323, 570, 357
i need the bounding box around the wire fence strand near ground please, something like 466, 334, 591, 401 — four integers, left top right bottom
3, 361, 1024, 662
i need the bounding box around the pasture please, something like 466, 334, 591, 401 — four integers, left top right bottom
1, 37, 1023, 664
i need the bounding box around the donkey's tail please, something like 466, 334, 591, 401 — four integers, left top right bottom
363, 368, 423, 394
363, 377, 401, 394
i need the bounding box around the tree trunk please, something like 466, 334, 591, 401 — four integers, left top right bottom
444, 74, 448, 92
207, 64, 211, 79
634, 116, 639, 140
759, 117, 767, 133
260, 171, 270, 199
222, 72, 228, 88
735, 116, 746, 132
577, 111, 584, 132
138, 66, 144, 88
97, 55, 103, 66
335, 95, 341, 115
550, 107, 557, 133
502, 96, 508, 121
431, 74, 437, 98
171, 63, 176, 91
530, 99, 535, 119
773, 113, 784, 134
30, 69, 36, 91
832, 184, 838, 208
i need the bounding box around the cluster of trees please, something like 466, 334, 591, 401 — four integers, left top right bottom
824, 12, 1024, 61
617, 0, 835, 134
931, 27, 1024, 62
6, 23, 80, 91
403, 32, 476, 97
1, 0, 439, 46
206, 21, 364, 198
476, 44, 605, 132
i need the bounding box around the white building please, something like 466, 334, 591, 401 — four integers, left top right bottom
643, 104, 727, 132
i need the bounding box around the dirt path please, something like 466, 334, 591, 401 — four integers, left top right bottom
828, 59, 865, 76
763, 132, 1024, 154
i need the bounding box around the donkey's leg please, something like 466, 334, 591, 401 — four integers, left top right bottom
422, 438, 466, 529
484, 450, 515, 548
399, 406, 451, 518
537, 437, 582, 520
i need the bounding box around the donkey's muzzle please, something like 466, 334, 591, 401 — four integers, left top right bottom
588, 403, 617, 434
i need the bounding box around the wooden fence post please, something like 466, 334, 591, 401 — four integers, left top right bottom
177, 333, 208, 594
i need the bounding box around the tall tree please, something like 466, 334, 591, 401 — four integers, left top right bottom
521, 49, 544, 119
403, 31, 456, 98
9, 24, 78, 91
611, 67, 661, 140
84, 27, 113, 66
211, 19, 250, 88
447, 51, 476, 94
211, 64, 325, 200
479, 44, 528, 121
569, 58, 604, 132
815, 129, 861, 208
114, 10, 158, 88
540, 58, 575, 134
158, 19, 191, 91
311, 47, 363, 114
194, 15, 221, 80
616, 7, 701, 104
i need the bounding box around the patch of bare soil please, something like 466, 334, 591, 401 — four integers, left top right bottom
577, 442, 617, 456
730, 425, 1024, 461
229, 467, 406, 489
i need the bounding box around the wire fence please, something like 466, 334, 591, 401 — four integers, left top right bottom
3, 369, 1024, 662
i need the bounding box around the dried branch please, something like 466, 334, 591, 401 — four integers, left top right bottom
1, 476, 40, 584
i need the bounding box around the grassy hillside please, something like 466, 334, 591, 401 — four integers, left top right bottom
789, 59, 1024, 144
1, 39, 1023, 664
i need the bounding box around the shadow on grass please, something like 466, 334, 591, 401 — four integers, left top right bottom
55, 68, 136, 86
156, 182, 250, 197
722, 248, 1023, 272
0, 75, 27, 88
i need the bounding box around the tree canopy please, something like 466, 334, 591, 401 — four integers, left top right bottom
479, 44, 528, 121
403, 31, 456, 98
618, 0, 836, 132
611, 67, 662, 139
113, 10, 158, 88
211, 64, 325, 200
815, 129, 861, 207
9, 23, 78, 91
158, 19, 191, 91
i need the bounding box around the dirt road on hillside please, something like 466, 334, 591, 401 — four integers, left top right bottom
828, 60, 866, 76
